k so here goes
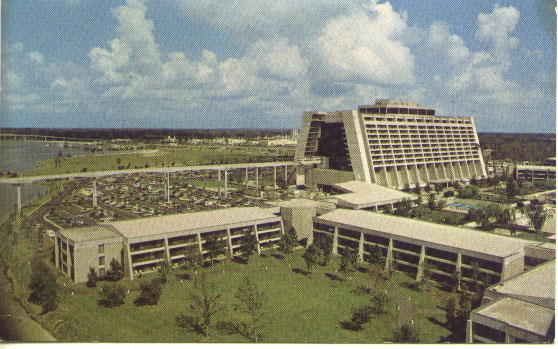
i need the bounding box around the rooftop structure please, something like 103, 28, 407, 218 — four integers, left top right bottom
295, 99, 486, 189
331, 181, 417, 210
315, 209, 531, 258
469, 261, 556, 343
110, 207, 278, 240
513, 164, 556, 182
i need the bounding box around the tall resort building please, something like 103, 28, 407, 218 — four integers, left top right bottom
295, 99, 487, 189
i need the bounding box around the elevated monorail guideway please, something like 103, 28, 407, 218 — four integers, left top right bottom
2, 160, 322, 213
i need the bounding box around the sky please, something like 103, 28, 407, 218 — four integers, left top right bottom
1, 0, 556, 132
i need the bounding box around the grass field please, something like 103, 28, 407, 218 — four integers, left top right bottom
22, 146, 281, 177
31, 249, 451, 343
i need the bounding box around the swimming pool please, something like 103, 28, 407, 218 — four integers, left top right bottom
445, 202, 480, 210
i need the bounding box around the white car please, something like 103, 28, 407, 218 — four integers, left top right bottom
46, 230, 56, 238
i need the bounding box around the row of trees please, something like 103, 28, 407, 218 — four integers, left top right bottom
176, 274, 267, 341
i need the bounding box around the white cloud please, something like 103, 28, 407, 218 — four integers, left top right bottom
310, 2, 416, 85
27, 51, 44, 65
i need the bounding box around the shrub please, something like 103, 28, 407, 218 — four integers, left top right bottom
443, 190, 455, 197
98, 284, 126, 308
135, 279, 163, 306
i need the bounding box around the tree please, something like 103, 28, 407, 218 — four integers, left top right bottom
234, 277, 268, 342
98, 284, 126, 307
389, 323, 420, 343
345, 305, 373, 331
428, 193, 437, 210
370, 290, 390, 315
506, 178, 520, 199
239, 230, 258, 262
105, 258, 123, 282
86, 267, 98, 288
116, 157, 122, 166
176, 272, 222, 337
414, 183, 421, 195
182, 248, 203, 276
339, 246, 358, 280
302, 244, 319, 274
28, 262, 58, 313
459, 185, 480, 199
158, 260, 172, 283
314, 234, 333, 266
135, 279, 163, 306
445, 294, 471, 342
368, 244, 384, 266
279, 228, 297, 254
204, 233, 227, 266
396, 199, 412, 217
526, 203, 548, 234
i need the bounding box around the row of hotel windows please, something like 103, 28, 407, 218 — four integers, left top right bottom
361, 115, 472, 125
359, 107, 436, 116
313, 224, 503, 285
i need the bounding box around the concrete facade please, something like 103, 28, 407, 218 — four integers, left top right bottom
295, 99, 487, 189
55, 207, 283, 283
312, 209, 531, 288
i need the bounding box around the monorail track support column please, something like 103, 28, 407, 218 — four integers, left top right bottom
17, 185, 22, 214
92, 179, 98, 208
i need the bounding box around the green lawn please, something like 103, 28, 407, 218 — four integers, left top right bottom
33, 249, 450, 343
22, 147, 280, 177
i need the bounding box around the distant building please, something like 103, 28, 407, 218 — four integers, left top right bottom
513, 165, 556, 182
55, 207, 283, 282
468, 261, 555, 343
544, 157, 556, 167
295, 99, 487, 189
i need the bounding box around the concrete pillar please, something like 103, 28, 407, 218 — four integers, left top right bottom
226, 228, 233, 257
505, 331, 511, 344
66, 240, 72, 277
92, 180, 98, 208
17, 185, 22, 214
413, 164, 421, 185
125, 244, 134, 280
383, 167, 391, 187
245, 167, 249, 189
456, 253, 462, 291
466, 319, 473, 343
384, 238, 394, 273
254, 225, 261, 255
441, 163, 448, 181
197, 232, 204, 255
449, 162, 457, 181
273, 166, 277, 189
470, 161, 478, 178
403, 165, 411, 188
224, 169, 228, 198
390, 203, 394, 211
394, 166, 402, 189
332, 227, 339, 255
164, 237, 171, 263
424, 164, 431, 183
54, 235, 60, 268
218, 169, 222, 198
166, 173, 170, 204
464, 161, 472, 180
416, 245, 426, 281
255, 167, 259, 190
456, 161, 464, 180
284, 165, 288, 186
358, 232, 364, 262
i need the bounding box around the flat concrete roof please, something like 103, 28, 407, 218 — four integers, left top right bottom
110, 206, 280, 239
516, 165, 556, 171
332, 181, 417, 208
265, 198, 336, 210
490, 261, 555, 301
59, 225, 122, 243
475, 297, 555, 337
315, 209, 533, 258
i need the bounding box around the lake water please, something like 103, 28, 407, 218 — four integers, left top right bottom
0, 142, 98, 222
